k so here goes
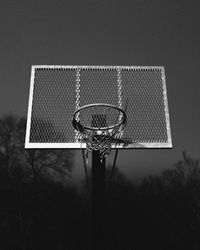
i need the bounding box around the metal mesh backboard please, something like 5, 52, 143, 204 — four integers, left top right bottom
25, 65, 172, 148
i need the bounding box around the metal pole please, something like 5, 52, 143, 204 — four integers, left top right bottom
92, 150, 106, 250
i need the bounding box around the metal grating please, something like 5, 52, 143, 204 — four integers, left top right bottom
25, 65, 172, 148
122, 68, 168, 143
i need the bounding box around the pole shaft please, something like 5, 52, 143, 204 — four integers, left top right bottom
92, 150, 106, 250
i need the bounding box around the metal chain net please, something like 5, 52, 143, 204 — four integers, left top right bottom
79, 126, 124, 157
74, 105, 126, 157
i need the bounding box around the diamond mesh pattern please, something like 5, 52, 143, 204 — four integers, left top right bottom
30, 68, 76, 143
26, 66, 171, 148
80, 69, 118, 106
122, 68, 168, 143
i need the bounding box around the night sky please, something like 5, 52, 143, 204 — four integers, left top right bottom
0, 0, 199, 182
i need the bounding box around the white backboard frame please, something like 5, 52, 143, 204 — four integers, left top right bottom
25, 65, 172, 149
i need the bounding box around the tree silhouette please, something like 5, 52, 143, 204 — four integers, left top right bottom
135, 151, 200, 250
1, 117, 200, 250
0, 114, 74, 250
80, 152, 200, 250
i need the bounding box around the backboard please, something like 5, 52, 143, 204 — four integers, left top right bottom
25, 65, 172, 149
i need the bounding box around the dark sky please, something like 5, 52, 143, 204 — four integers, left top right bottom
0, 0, 199, 181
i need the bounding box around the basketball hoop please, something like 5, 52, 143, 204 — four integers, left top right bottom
72, 103, 127, 157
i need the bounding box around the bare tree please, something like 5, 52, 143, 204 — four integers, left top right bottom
0, 114, 74, 249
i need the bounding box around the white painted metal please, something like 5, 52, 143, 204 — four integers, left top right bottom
25, 66, 36, 149
26, 142, 172, 149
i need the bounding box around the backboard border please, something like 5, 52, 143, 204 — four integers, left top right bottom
25, 142, 172, 149
25, 66, 36, 149
161, 67, 172, 147
30, 65, 164, 70
25, 65, 172, 149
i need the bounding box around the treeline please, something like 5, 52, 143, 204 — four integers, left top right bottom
0, 114, 200, 250
105, 151, 200, 250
